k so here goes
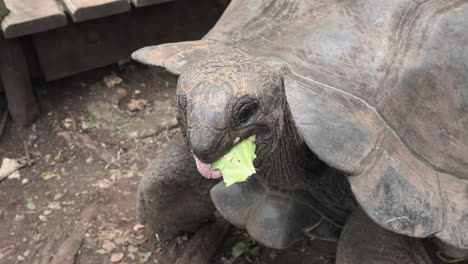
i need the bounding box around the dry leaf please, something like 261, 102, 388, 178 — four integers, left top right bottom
110, 252, 124, 263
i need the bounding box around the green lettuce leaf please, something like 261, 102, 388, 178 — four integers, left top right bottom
212, 135, 257, 186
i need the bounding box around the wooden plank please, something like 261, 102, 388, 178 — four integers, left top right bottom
131, 0, 174, 8
1, 0, 67, 39
62, 0, 130, 22
0, 36, 39, 126
33, 0, 227, 80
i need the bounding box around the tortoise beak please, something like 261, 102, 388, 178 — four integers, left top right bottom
187, 125, 226, 164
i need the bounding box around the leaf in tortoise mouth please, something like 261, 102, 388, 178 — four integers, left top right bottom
212, 135, 257, 186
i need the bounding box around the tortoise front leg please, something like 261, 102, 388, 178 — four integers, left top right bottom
336, 208, 433, 264
137, 134, 218, 241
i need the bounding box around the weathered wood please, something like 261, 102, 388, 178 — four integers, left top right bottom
0, 37, 39, 126
33, 0, 227, 80
131, 0, 174, 8
62, 0, 131, 22
1, 0, 66, 38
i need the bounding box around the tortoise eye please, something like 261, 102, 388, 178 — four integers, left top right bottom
233, 96, 259, 125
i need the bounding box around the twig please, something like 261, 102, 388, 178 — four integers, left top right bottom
23, 140, 32, 165
0, 245, 15, 260
0, 109, 8, 141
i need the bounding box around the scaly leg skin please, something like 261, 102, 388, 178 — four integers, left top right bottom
336, 208, 433, 264
137, 134, 218, 241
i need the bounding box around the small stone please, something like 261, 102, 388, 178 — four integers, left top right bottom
86, 156, 94, 164
134, 90, 141, 94
21, 178, 29, 185
43, 209, 52, 216
14, 214, 24, 221
23, 250, 30, 257
102, 240, 116, 252
127, 99, 148, 112
32, 233, 42, 241
0, 158, 21, 179
39, 215, 47, 222
104, 74, 123, 88
127, 245, 138, 253
28, 134, 38, 143
129, 131, 139, 138
93, 179, 112, 189
48, 201, 62, 210
127, 253, 135, 260
63, 118, 74, 129
17, 255, 25, 261
53, 193, 63, 200
44, 154, 52, 163
110, 252, 124, 263
116, 88, 127, 96
81, 122, 88, 130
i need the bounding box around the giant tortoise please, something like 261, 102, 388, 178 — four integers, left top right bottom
133, 0, 468, 263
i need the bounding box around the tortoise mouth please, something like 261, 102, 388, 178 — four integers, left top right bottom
193, 154, 222, 179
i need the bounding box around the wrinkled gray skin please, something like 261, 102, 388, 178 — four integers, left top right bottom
138, 55, 436, 263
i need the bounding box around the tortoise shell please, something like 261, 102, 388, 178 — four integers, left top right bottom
133, 0, 468, 249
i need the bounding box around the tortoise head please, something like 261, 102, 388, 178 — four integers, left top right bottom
176, 55, 287, 166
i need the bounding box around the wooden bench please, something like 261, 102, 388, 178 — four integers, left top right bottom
0, 0, 226, 125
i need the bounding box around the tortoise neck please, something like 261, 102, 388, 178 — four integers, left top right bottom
256, 106, 322, 188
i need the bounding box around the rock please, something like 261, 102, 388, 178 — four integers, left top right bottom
28, 134, 38, 144
39, 215, 47, 222
127, 99, 148, 112
134, 90, 141, 94
43, 209, 52, 216
21, 178, 29, 185
53, 193, 63, 200
102, 240, 116, 252
17, 255, 25, 261
127, 245, 138, 253
48, 201, 62, 210
44, 154, 52, 163
0, 158, 21, 179
93, 179, 112, 189
32, 233, 42, 241
116, 88, 127, 96
86, 156, 94, 164
110, 252, 124, 263
14, 214, 24, 221
63, 118, 74, 129
104, 74, 123, 88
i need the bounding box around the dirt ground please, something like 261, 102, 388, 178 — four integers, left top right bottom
0, 62, 457, 264
0, 62, 339, 264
